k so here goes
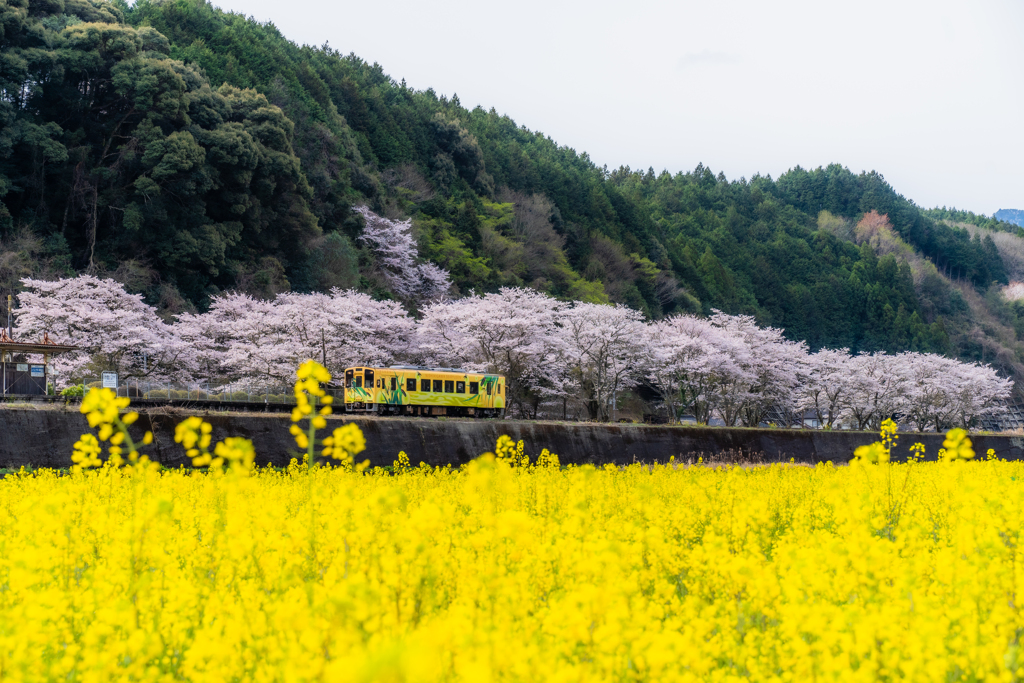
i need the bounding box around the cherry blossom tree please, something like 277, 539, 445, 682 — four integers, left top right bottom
175, 289, 414, 387
417, 287, 564, 417
646, 314, 750, 424
799, 348, 855, 428
1003, 282, 1024, 302
836, 352, 1011, 432
275, 290, 414, 377
844, 353, 906, 430
896, 353, 1011, 431
898, 353, 956, 431
707, 313, 808, 427
15, 274, 1014, 426
355, 206, 452, 302
549, 303, 647, 421
15, 275, 183, 385
945, 359, 1012, 428
174, 293, 294, 388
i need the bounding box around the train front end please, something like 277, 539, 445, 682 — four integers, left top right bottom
343, 367, 378, 412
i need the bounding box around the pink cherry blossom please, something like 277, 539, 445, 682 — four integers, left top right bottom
417, 287, 565, 416
548, 302, 648, 421
16, 275, 184, 386
14, 275, 1013, 429
176, 289, 413, 387
354, 206, 452, 302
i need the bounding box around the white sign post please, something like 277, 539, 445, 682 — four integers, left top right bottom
101, 372, 118, 390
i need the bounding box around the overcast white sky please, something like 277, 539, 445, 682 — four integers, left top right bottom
209, 0, 1023, 215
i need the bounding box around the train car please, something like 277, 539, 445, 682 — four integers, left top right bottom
343, 365, 505, 417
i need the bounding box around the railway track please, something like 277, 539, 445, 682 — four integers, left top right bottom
0, 394, 504, 417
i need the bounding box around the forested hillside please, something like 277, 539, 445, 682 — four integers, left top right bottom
3, 0, 1024, 384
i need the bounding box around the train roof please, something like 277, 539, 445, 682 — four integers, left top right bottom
389, 365, 473, 374
344, 364, 501, 376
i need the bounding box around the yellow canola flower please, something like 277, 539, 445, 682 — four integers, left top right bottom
941, 427, 975, 461
97, 423, 114, 442
76, 387, 153, 470
393, 450, 411, 473
290, 360, 343, 465
853, 442, 889, 464
495, 434, 516, 461
80, 387, 130, 428
909, 442, 926, 461
5, 452, 1024, 681
214, 437, 255, 472
297, 359, 331, 383
42, 371, 1024, 681
70, 433, 102, 470
322, 423, 366, 464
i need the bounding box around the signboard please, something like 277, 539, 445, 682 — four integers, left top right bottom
16, 364, 27, 372
101, 372, 118, 389
30, 365, 44, 378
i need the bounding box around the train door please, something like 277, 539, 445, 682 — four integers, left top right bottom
364, 368, 375, 405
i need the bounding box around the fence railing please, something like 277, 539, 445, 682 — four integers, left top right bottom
80, 378, 342, 405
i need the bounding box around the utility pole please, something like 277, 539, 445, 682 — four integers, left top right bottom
3, 294, 9, 396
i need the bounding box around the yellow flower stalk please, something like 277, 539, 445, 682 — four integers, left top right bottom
941, 428, 976, 461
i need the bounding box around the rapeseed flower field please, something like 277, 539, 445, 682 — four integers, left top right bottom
2, 364, 1023, 682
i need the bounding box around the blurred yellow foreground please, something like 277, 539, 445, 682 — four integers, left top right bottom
0, 451, 1022, 682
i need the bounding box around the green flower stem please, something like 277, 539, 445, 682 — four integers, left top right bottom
307, 396, 317, 472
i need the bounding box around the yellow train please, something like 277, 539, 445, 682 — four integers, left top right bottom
343, 365, 506, 417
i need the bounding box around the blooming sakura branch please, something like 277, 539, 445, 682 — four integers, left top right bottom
14, 276, 1013, 430
353, 206, 452, 302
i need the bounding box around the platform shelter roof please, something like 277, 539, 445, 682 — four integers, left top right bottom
0, 331, 78, 357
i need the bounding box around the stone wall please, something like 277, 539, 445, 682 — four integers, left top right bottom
2, 407, 1023, 468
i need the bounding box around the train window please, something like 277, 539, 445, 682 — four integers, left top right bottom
469, 381, 478, 394
365, 369, 375, 386
354, 376, 362, 388
485, 382, 491, 395
407, 378, 416, 391
456, 381, 465, 394
345, 370, 353, 388
422, 379, 432, 392
432, 379, 442, 392
498, 385, 502, 395
390, 378, 397, 390
444, 380, 454, 393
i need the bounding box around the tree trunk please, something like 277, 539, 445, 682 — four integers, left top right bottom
88, 180, 98, 271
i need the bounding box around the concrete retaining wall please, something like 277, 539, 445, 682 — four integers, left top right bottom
2, 406, 1024, 469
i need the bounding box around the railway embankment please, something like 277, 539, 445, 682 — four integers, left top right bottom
3, 405, 1024, 468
